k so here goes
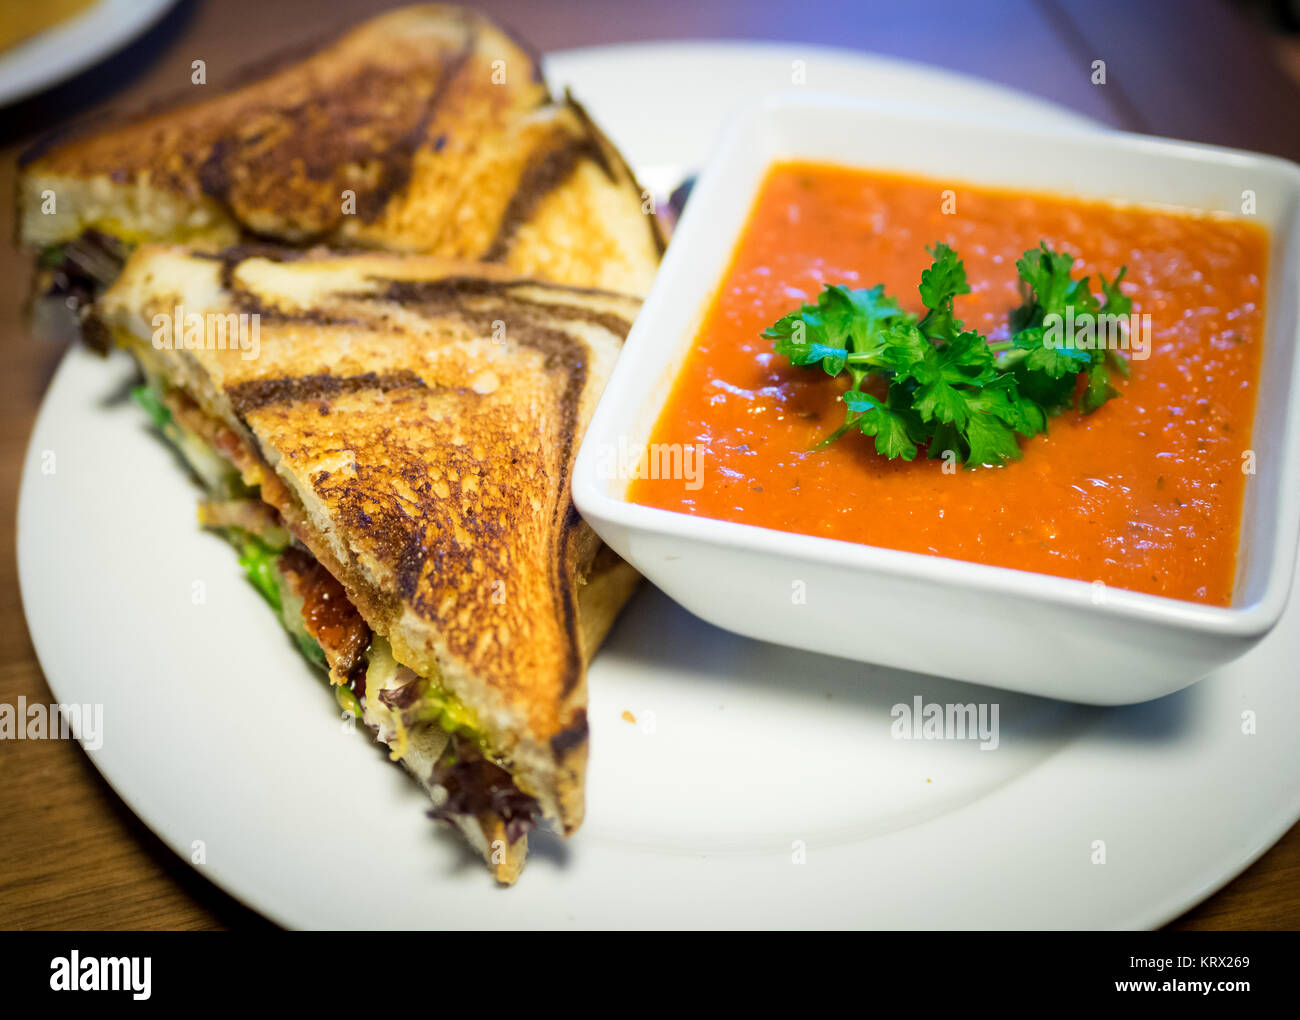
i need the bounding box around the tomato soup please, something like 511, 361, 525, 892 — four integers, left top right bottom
629, 163, 1269, 605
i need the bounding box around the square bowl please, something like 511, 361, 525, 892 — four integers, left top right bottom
572, 94, 1300, 705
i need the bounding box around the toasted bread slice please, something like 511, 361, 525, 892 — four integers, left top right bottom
19, 4, 662, 294
91, 245, 642, 872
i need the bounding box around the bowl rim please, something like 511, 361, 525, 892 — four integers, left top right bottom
572, 92, 1300, 641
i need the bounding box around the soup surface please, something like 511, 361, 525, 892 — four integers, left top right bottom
629, 162, 1269, 605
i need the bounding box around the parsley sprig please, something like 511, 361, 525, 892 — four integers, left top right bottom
763, 242, 1132, 467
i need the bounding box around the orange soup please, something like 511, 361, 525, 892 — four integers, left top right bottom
629, 162, 1270, 605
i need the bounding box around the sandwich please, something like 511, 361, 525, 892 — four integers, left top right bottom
18, 4, 663, 337
90, 245, 643, 882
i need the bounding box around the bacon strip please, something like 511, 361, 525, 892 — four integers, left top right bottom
278, 545, 371, 682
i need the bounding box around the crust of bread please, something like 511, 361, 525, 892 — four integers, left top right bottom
578, 547, 642, 663
93, 245, 641, 834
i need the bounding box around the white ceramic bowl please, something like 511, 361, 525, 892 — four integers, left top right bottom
572, 94, 1300, 705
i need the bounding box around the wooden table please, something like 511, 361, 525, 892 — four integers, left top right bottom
2, 0, 1298, 930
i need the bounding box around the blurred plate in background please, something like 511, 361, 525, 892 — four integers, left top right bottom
0, 0, 178, 108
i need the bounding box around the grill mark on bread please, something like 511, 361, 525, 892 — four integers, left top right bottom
482, 130, 614, 262
193, 243, 306, 292
563, 92, 668, 259
192, 246, 372, 326
550, 712, 589, 756
226, 370, 431, 416
355, 24, 477, 221
194, 19, 480, 237
509, 295, 632, 340
369, 276, 634, 339
371, 273, 631, 302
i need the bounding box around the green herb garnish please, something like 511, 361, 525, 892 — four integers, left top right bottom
764, 242, 1131, 466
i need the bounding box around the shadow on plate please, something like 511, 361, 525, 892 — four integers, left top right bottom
599, 581, 1198, 746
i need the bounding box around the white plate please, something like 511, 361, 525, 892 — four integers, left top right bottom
16, 42, 1300, 929
0, 0, 178, 108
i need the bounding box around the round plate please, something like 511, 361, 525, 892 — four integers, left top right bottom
17, 42, 1299, 929
0, 0, 179, 108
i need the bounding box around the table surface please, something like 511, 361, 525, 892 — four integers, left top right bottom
2, 0, 1298, 930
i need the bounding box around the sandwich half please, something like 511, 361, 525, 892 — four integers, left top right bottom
91, 245, 643, 882
19, 4, 663, 334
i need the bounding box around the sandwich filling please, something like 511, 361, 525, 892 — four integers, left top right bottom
133, 375, 542, 844
35, 231, 133, 339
